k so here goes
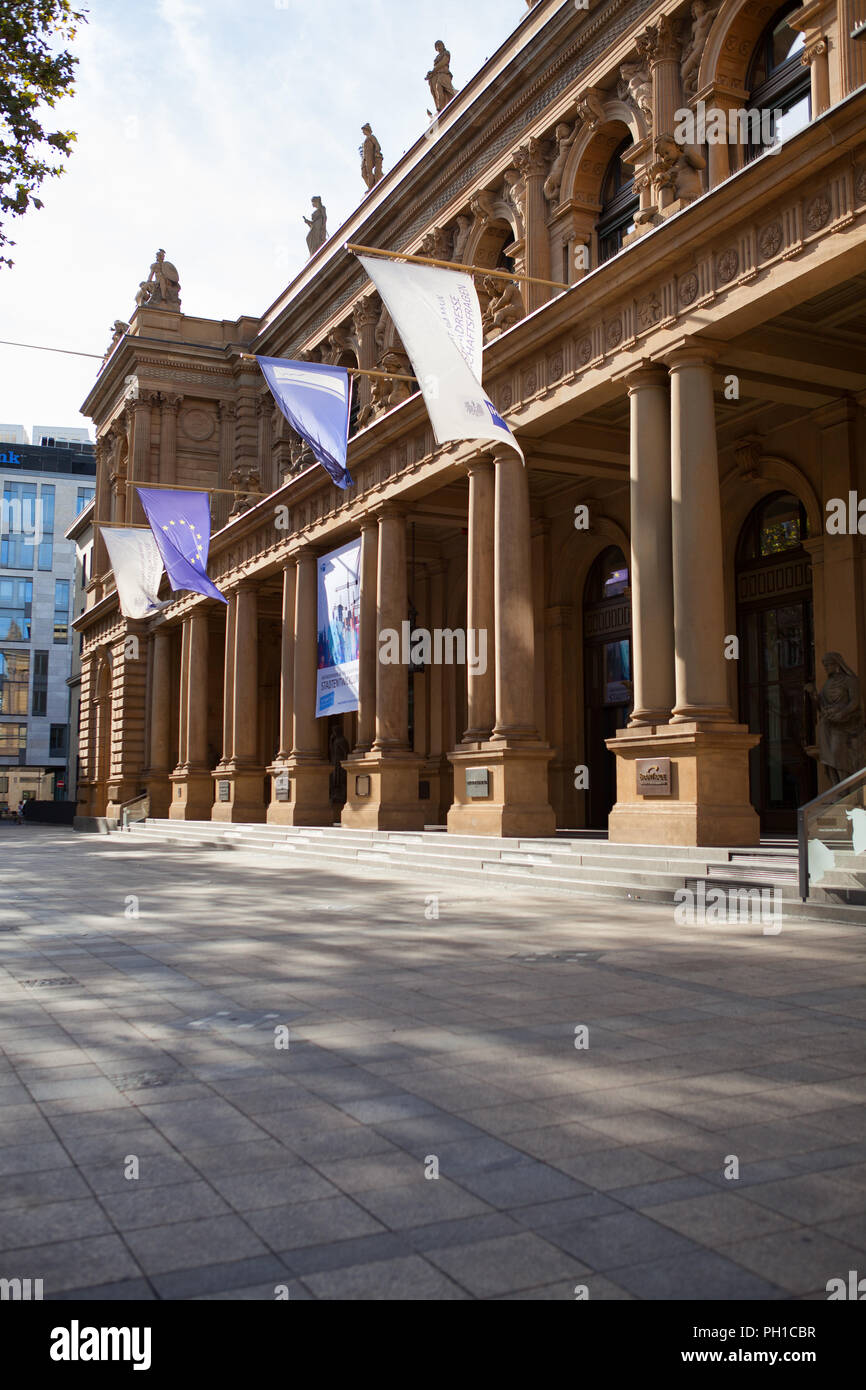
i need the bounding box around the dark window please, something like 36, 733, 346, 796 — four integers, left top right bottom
597, 138, 639, 264
0, 649, 30, 715
737, 492, 809, 562
0, 577, 33, 640
1, 481, 37, 569
585, 545, 631, 603
54, 579, 70, 643
746, 2, 811, 158
49, 724, 68, 758
32, 650, 48, 716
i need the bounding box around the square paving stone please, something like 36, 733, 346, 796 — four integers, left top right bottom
251, 1194, 386, 1250
300, 1253, 469, 1300
425, 1232, 582, 1298
718, 1228, 862, 1295
151, 1253, 292, 1299
0, 1234, 143, 1294
336, 1094, 441, 1125
554, 1148, 683, 1191
648, 1192, 797, 1244
98, 1180, 231, 1230
281, 1231, 415, 1276
610, 1248, 786, 1300
455, 1160, 589, 1210
352, 1177, 494, 1230
0, 1197, 114, 1250
209, 1165, 342, 1211
123, 1213, 269, 1275
0, 1140, 71, 1176
545, 1209, 701, 1270
744, 1173, 866, 1223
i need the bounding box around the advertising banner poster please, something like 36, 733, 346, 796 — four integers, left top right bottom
316, 539, 361, 718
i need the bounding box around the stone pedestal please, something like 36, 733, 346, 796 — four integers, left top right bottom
211, 767, 266, 824
342, 751, 426, 831
267, 758, 331, 826
447, 744, 555, 838
170, 770, 214, 821
606, 723, 760, 846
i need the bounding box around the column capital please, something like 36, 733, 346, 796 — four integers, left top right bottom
664, 338, 722, 370
358, 514, 379, 534
619, 360, 669, 392
464, 453, 495, 476
490, 441, 521, 465
371, 500, 406, 522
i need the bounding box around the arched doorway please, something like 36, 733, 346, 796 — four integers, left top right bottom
736, 492, 816, 832
583, 546, 632, 828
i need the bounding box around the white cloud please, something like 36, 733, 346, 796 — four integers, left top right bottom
0, 0, 527, 436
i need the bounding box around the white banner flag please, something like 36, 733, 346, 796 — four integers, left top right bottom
316, 539, 361, 718
102, 528, 166, 620
357, 254, 523, 461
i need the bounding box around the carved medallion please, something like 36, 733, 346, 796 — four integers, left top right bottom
855, 167, 866, 203
716, 249, 739, 284
501, 383, 514, 409
605, 320, 623, 351
525, 372, 538, 395
181, 408, 214, 441
637, 292, 662, 329
678, 272, 699, 306
549, 354, 563, 381
758, 222, 783, 258
805, 193, 831, 232
577, 337, 593, 366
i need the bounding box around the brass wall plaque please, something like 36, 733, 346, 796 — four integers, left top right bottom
635, 758, 671, 797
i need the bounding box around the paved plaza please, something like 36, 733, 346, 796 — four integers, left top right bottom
1, 824, 865, 1301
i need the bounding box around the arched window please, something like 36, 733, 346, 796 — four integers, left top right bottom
736, 491, 809, 562
746, 2, 811, 159
585, 545, 630, 601
597, 138, 639, 264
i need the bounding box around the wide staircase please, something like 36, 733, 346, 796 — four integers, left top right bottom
121, 819, 866, 924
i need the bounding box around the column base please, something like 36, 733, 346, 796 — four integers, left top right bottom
266, 758, 332, 826
210, 765, 267, 823
606, 722, 761, 847
341, 751, 425, 831
143, 774, 171, 820
169, 768, 214, 820
447, 742, 555, 837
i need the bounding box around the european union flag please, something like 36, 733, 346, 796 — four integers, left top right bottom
257, 355, 353, 489
137, 487, 227, 605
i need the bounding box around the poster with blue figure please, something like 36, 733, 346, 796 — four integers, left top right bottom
316, 539, 361, 717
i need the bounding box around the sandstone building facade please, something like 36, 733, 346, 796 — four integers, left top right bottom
77, 0, 866, 845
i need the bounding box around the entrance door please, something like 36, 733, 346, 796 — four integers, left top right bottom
583, 547, 632, 829
736, 493, 816, 832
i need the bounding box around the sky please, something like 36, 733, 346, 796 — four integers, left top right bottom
0, 0, 531, 440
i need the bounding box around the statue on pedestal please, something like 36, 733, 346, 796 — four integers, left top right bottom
482, 277, 523, 337
304, 197, 328, 256
329, 726, 351, 804
806, 653, 866, 784
426, 41, 458, 112
360, 124, 383, 190
143, 249, 181, 307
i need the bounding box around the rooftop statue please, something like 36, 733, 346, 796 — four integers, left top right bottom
142, 248, 181, 308
360, 124, 384, 191
304, 197, 328, 256
426, 41, 458, 113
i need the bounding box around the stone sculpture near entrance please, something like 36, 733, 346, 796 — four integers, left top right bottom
329, 726, 351, 804
360, 124, 384, 190
137, 249, 181, 309
806, 653, 866, 784
426, 41, 458, 112
304, 197, 328, 256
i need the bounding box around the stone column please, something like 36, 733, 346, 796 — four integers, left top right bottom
802, 39, 831, 116
697, 87, 747, 187
448, 443, 554, 836
625, 364, 675, 724
643, 13, 682, 137
126, 396, 152, 525
668, 347, 730, 722
374, 507, 410, 753
607, 342, 759, 847
492, 444, 540, 740
212, 582, 264, 822
159, 393, 182, 486
353, 297, 380, 417
513, 138, 551, 313
281, 549, 331, 824
355, 519, 379, 753
342, 507, 424, 830
463, 457, 496, 743
144, 627, 172, 817
169, 612, 212, 819
267, 559, 297, 824
839, 0, 866, 97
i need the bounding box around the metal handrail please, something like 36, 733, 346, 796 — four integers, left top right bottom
119, 791, 149, 831
798, 764, 866, 900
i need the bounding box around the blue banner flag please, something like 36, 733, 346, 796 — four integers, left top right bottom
256, 355, 353, 489
137, 487, 227, 605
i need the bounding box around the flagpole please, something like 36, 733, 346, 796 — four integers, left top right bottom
346, 242, 569, 291
240, 352, 416, 384
121, 480, 241, 497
